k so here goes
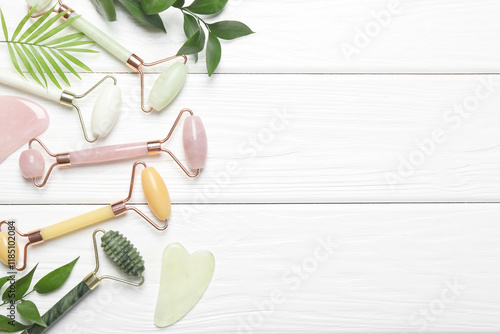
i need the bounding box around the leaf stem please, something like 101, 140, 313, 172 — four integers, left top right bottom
0, 40, 67, 52
0, 288, 35, 308
180, 8, 211, 32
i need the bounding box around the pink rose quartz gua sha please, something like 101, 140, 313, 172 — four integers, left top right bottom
19, 108, 207, 187
0, 96, 49, 163
28, 0, 188, 113
0, 161, 170, 271
0, 72, 120, 143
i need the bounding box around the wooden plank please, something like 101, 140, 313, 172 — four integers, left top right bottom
1, 73, 500, 204
1, 203, 499, 333
0, 0, 500, 73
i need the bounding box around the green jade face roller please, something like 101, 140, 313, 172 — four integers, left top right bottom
22, 229, 145, 334
27, 0, 188, 113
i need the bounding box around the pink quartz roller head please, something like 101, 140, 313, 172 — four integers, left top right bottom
19, 108, 207, 187
2, 160, 170, 271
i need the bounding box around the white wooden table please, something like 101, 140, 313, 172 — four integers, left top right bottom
1, 0, 500, 333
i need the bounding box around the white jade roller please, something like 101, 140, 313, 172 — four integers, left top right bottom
28, 0, 188, 113
0, 72, 121, 143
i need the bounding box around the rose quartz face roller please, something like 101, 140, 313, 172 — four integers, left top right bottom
28, 0, 188, 113
20, 108, 207, 187
0, 72, 120, 143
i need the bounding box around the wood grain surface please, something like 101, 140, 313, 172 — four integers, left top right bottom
0, 0, 499, 333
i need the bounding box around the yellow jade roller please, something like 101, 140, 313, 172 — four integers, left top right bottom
0, 161, 171, 271
28, 0, 188, 113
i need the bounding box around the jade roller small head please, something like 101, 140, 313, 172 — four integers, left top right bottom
2, 161, 170, 271
20, 108, 206, 187
26, 0, 187, 114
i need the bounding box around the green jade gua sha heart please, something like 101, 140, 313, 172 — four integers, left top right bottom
154, 243, 215, 327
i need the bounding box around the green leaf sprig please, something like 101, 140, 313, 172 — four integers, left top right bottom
0, 6, 97, 89
0, 257, 79, 333
90, 0, 254, 76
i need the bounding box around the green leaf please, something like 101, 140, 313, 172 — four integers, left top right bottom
58, 50, 92, 71
0, 9, 8, 41
209, 20, 254, 40
35, 15, 80, 44
43, 32, 86, 46
18, 8, 53, 42
34, 14, 81, 44
14, 44, 44, 87
52, 40, 96, 48
177, 26, 205, 56
40, 47, 70, 86
30, 45, 61, 89
49, 48, 81, 80
25, 9, 69, 43
183, 13, 199, 38
7, 43, 25, 78
186, 0, 228, 15
59, 48, 99, 53
142, 0, 176, 15
206, 32, 221, 76
183, 13, 199, 61
17, 300, 46, 327
2, 264, 38, 302
12, 5, 38, 41
173, 0, 185, 8
90, 0, 117, 21
21, 44, 47, 87
0, 315, 29, 332
0, 275, 14, 291
117, 0, 166, 32
3, 6, 93, 88
34, 257, 79, 294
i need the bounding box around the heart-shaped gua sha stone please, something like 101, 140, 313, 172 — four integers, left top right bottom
0, 96, 49, 163
154, 243, 215, 327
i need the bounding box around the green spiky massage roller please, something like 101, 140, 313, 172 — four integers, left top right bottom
23, 229, 144, 334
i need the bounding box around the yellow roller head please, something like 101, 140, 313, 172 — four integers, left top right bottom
141, 167, 171, 220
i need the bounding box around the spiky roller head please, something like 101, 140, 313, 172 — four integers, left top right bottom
100, 230, 145, 277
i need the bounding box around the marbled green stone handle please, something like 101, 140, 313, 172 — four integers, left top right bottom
24, 281, 91, 334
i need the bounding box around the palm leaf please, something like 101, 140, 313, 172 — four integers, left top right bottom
21, 44, 47, 87
13, 44, 43, 86
48, 48, 81, 80
7, 43, 24, 78
25, 10, 69, 43
0, 9, 8, 41
12, 5, 37, 40
58, 50, 92, 71
30, 45, 60, 89
0, 6, 97, 88
40, 47, 70, 86
43, 32, 86, 46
